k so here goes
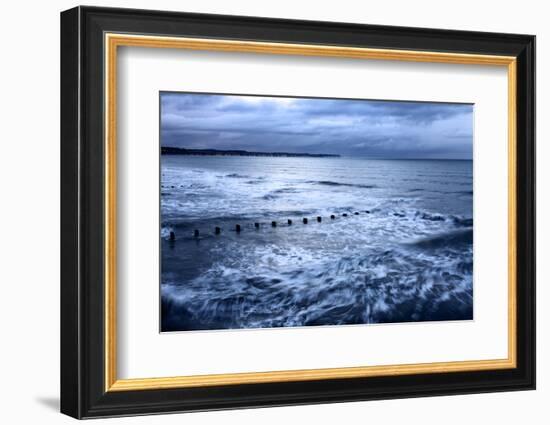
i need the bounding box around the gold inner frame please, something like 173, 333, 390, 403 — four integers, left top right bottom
104, 33, 517, 392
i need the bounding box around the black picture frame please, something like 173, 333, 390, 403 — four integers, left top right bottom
61, 5, 535, 419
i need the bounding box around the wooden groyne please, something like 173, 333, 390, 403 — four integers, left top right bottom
171, 210, 374, 241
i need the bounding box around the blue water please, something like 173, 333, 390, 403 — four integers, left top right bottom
160, 156, 473, 332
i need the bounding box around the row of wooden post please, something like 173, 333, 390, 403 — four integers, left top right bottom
169, 210, 371, 241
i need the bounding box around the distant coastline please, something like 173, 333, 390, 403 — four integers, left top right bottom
161, 146, 340, 158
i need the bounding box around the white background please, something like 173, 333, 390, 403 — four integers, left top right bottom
118, 47, 509, 378
0, 0, 546, 424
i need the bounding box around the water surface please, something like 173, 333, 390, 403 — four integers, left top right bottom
160, 156, 473, 331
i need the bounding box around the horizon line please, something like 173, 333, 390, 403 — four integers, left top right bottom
161, 146, 472, 161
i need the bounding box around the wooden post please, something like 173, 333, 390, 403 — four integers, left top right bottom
193, 229, 199, 238
215, 226, 221, 235
303, 218, 308, 224
342, 213, 348, 217
287, 219, 292, 225
330, 215, 335, 219
236, 224, 241, 232
254, 222, 260, 229
169, 231, 176, 241
317, 216, 322, 222
354, 212, 359, 215
271, 221, 277, 227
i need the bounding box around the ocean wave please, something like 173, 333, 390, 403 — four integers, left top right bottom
224, 173, 251, 178
408, 227, 473, 250
259, 187, 301, 200
307, 180, 377, 189
161, 241, 472, 331
408, 188, 472, 195
273, 188, 300, 194
160, 157, 473, 331
160, 203, 473, 242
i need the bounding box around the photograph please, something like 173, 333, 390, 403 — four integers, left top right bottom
58, 5, 536, 418
159, 92, 474, 332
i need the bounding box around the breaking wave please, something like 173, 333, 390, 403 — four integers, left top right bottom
160, 156, 473, 331
162, 237, 472, 331
161, 203, 473, 331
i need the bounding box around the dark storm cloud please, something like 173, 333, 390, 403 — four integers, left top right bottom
160, 92, 473, 159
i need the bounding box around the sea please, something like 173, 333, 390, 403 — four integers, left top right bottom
160, 155, 473, 332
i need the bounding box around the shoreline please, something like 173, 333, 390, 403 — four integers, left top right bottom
161, 146, 340, 158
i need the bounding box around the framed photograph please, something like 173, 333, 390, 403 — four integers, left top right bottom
60, 6, 535, 419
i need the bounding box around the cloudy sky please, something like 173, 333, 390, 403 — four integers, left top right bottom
160, 92, 473, 159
